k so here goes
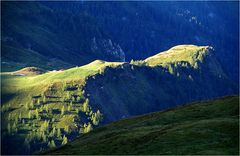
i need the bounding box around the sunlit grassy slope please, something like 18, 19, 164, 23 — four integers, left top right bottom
145, 45, 211, 67
1, 60, 123, 154
1, 60, 123, 93
46, 96, 239, 155
1, 60, 122, 105
1, 60, 123, 117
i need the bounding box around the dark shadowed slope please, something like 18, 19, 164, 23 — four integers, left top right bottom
84, 45, 237, 123
46, 96, 239, 155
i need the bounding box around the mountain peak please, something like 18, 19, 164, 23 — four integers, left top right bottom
145, 45, 213, 67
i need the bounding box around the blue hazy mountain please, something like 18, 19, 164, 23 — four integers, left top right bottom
1, 1, 239, 82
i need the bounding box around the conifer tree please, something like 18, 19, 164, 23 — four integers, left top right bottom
48, 140, 56, 148
61, 106, 65, 115
35, 109, 39, 119
28, 111, 32, 119
40, 122, 45, 132
76, 108, 79, 114
30, 101, 34, 109
37, 98, 41, 105
47, 141, 50, 147
51, 140, 56, 148
49, 109, 52, 115
19, 113, 22, 121
67, 105, 71, 112
43, 95, 46, 103
131, 65, 134, 70
46, 120, 50, 132
76, 96, 81, 102
15, 117, 18, 124
62, 82, 66, 91
25, 103, 29, 109
83, 99, 89, 112
57, 128, 62, 138
64, 126, 69, 133
92, 110, 102, 125
8, 113, 11, 121
40, 106, 43, 112
42, 132, 47, 142
89, 110, 93, 116
177, 72, 180, 77
92, 113, 97, 126
168, 65, 174, 74
62, 135, 68, 145
12, 122, 17, 133
7, 123, 11, 134
67, 92, 71, 99
45, 105, 49, 113
80, 123, 87, 133
86, 122, 93, 133
130, 59, 134, 64
52, 127, 56, 136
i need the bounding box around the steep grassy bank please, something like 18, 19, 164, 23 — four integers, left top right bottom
47, 96, 239, 155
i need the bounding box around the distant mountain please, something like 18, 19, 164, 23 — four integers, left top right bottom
1, 1, 239, 82
1, 2, 125, 71
46, 96, 239, 155
1, 45, 237, 154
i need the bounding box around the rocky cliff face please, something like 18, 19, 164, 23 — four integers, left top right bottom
91, 37, 125, 62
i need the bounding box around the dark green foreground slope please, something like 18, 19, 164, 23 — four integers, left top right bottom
47, 96, 239, 155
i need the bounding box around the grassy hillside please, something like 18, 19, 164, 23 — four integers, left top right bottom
1, 45, 237, 154
143, 45, 227, 78
145, 45, 210, 67
46, 96, 239, 155
1, 60, 123, 154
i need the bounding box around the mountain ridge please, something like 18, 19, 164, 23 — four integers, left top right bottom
1, 45, 238, 154
1, 44, 225, 81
